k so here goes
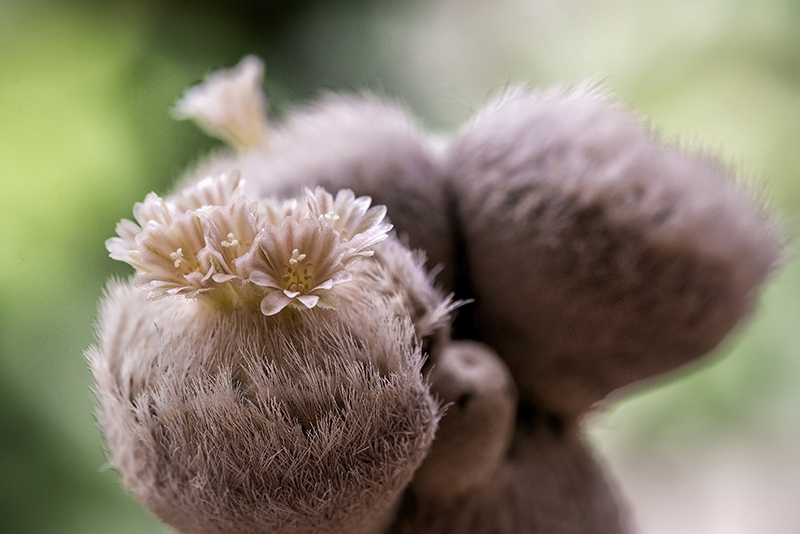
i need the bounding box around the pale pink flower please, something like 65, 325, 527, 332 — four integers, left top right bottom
304, 187, 392, 254
108, 176, 390, 315
169, 172, 244, 213
131, 210, 208, 299
173, 56, 269, 151
246, 218, 354, 315
106, 172, 247, 300
241, 188, 392, 315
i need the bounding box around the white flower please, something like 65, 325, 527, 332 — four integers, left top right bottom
108, 176, 391, 315
198, 199, 261, 283
242, 188, 392, 315
304, 187, 392, 254
247, 218, 354, 315
173, 56, 269, 152
131, 210, 208, 298
169, 172, 244, 213
106, 173, 245, 298
107, 193, 173, 271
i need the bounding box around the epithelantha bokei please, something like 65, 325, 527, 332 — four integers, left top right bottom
88, 56, 781, 534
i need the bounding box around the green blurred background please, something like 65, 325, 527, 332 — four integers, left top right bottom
0, 0, 797, 532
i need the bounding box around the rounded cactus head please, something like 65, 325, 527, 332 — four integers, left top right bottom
89, 174, 454, 534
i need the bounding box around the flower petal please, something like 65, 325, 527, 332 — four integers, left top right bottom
260, 290, 291, 316
249, 270, 281, 289
174, 56, 269, 151
296, 294, 320, 309
170, 172, 244, 212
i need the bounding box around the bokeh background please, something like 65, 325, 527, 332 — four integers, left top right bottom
1, 0, 797, 532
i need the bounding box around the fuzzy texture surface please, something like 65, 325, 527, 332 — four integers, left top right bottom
394, 417, 627, 534
411, 341, 518, 506
89, 237, 448, 534
447, 86, 782, 418
91, 58, 782, 534
399, 343, 626, 534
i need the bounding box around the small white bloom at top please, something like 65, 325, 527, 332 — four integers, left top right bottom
174, 56, 270, 152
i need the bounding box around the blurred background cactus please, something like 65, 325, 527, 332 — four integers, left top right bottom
0, 0, 797, 532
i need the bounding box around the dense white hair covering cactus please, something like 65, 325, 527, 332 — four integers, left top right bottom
88, 55, 782, 534
89, 64, 454, 530
89, 234, 451, 534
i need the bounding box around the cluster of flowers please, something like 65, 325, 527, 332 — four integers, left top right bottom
107, 173, 391, 315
